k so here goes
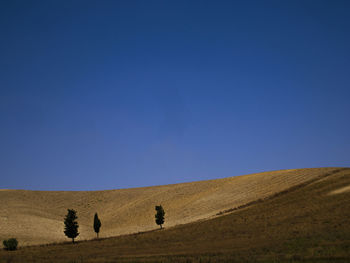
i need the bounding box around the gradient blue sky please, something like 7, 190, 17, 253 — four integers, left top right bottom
1, 0, 349, 190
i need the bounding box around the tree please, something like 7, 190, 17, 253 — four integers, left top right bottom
64, 209, 79, 243
155, 205, 165, 229
93, 212, 101, 238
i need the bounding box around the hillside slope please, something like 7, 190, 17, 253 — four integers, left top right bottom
0, 167, 343, 246
1, 167, 349, 262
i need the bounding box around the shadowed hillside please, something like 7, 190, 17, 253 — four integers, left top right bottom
0, 168, 346, 248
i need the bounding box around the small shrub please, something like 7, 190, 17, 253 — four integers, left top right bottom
3, 238, 18, 251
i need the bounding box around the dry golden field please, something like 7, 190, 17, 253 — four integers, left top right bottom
0, 168, 343, 246
0, 167, 349, 262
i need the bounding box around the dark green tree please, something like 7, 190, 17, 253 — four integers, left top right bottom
93, 212, 101, 238
155, 205, 165, 229
64, 209, 79, 243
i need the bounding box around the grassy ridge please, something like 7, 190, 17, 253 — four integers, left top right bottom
1, 168, 349, 262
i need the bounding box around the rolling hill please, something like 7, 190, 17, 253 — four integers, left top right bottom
0, 167, 346, 248
1, 167, 349, 262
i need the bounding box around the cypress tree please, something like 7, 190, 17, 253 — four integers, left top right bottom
93, 212, 102, 238
64, 209, 79, 243
155, 205, 165, 229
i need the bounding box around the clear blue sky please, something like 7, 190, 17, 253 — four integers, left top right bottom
1, 0, 349, 190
